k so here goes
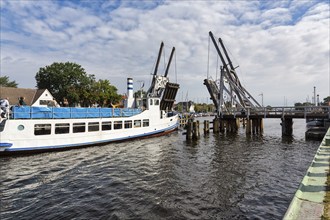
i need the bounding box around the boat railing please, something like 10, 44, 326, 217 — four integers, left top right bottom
9, 106, 142, 119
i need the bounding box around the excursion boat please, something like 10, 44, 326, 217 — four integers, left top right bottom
0, 43, 180, 155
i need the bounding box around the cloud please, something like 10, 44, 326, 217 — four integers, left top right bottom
1, 0, 329, 106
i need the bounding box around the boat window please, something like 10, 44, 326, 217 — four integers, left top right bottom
102, 121, 111, 131
143, 119, 149, 127
124, 120, 132, 129
18, 125, 25, 131
114, 121, 122, 130
154, 99, 160, 105
73, 122, 85, 133
134, 120, 141, 128
88, 122, 99, 132
55, 123, 70, 134
150, 99, 153, 105
34, 124, 51, 135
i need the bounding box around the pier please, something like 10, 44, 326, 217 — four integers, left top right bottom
184, 106, 330, 139
284, 128, 330, 219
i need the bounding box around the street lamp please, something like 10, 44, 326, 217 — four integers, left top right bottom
259, 93, 264, 107
137, 80, 144, 107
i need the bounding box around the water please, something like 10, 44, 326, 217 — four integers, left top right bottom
0, 118, 320, 219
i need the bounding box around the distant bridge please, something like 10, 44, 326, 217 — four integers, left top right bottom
220, 106, 330, 120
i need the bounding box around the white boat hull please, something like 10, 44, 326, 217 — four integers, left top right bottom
0, 108, 179, 154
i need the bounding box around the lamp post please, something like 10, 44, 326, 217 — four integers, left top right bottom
259, 93, 264, 107
137, 80, 144, 107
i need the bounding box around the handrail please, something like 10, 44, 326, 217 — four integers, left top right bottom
220, 106, 330, 119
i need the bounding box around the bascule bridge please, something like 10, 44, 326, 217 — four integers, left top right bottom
203, 31, 329, 136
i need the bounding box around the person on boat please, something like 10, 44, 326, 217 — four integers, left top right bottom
0, 97, 10, 118
18, 96, 27, 106
62, 98, 69, 107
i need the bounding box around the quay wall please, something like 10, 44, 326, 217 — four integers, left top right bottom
284, 128, 330, 219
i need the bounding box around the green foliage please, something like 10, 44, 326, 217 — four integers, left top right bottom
134, 90, 147, 98
177, 104, 183, 112
194, 103, 215, 113
35, 62, 121, 107
323, 96, 330, 106
0, 75, 18, 87
88, 79, 122, 107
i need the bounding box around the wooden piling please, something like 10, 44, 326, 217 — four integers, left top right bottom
281, 117, 293, 136
213, 118, 219, 133
246, 119, 251, 134
236, 118, 240, 129
252, 119, 256, 134
204, 120, 210, 134
219, 119, 224, 132
186, 119, 193, 140
196, 120, 200, 139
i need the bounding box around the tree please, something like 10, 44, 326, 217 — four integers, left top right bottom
35, 62, 96, 106
35, 62, 121, 107
134, 89, 147, 98
0, 76, 18, 87
88, 79, 122, 107
322, 96, 330, 106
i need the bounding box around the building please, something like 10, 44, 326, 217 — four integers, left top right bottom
175, 101, 195, 113
0, 87, 57, 107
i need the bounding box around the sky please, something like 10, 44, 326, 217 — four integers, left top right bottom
1, 0, 329, 106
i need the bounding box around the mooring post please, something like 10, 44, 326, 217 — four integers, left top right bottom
226, 120, 231, 132
196, 120, 200, 138
204, 120, 210, 134
192, 121, 198, 140
281, 117, 293, 136
229, 118, 237, 132
246, 119, 251, 135
252, 118, 258, 134
219, 119, 224, 132
213, 118, 219, 133
260, 118, 264, 133
236, 118, 240, 129
186, 119, 193, 140
255, 118, 260, 134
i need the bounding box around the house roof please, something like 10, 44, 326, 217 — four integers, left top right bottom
0, 86, 47, 105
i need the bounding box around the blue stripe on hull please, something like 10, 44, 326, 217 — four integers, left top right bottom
1, 123, 178, 154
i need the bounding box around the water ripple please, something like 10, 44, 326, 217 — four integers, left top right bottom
0, 119, 320, 219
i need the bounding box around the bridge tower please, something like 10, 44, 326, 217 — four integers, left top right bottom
204, 31, 262, 134
146, 42, 180, 111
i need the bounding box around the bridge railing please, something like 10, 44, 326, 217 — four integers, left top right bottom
222, 106, 330, 119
